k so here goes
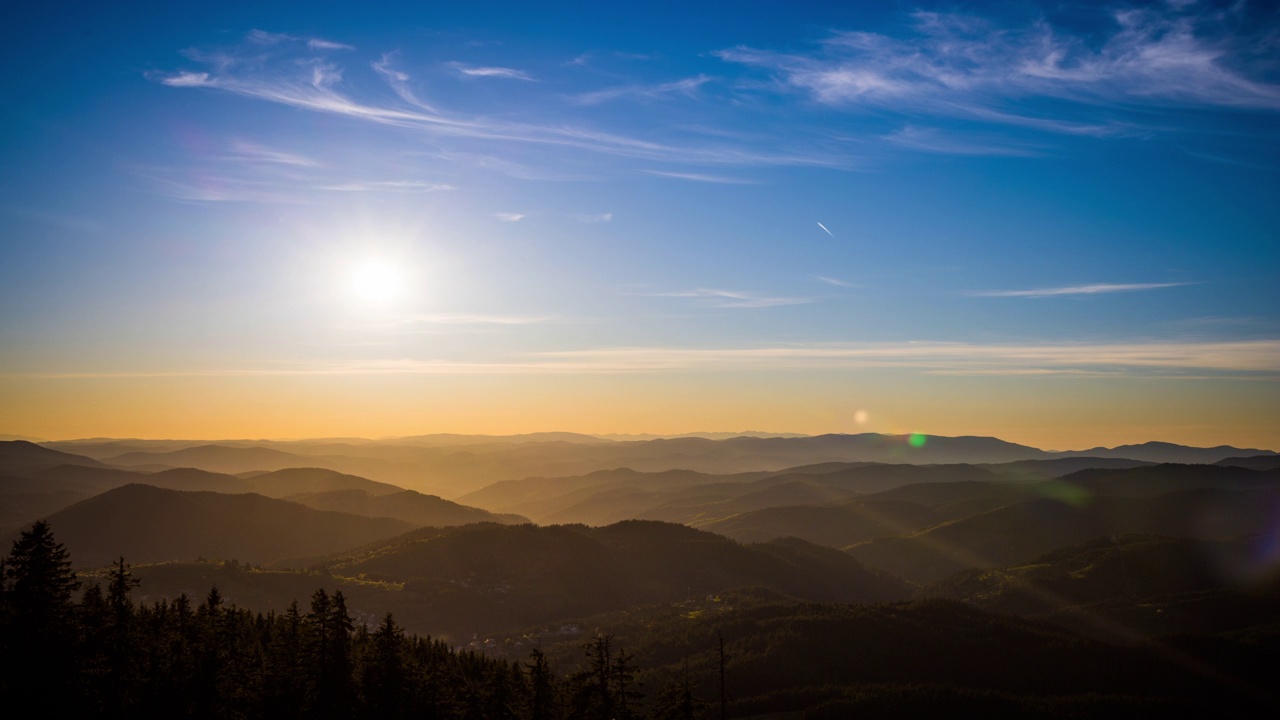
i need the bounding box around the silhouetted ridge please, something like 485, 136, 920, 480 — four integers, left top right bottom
0, 440, 106, 472
290, 519, 911, 638
16, 483, 413, 567
284, 487, 529, 526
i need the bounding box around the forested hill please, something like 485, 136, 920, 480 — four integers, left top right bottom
5, 521, 1278, 718
291, 520, 912, 639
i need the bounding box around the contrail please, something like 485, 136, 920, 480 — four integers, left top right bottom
816, 222, 835, 238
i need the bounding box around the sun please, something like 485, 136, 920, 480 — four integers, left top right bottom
346, 257, 406, 309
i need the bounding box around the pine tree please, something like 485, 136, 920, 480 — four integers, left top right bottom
717, 631, 731, 720
264, 600, 307, 719
2, 521, 81, 709
362, 612, 406, 719
306, 588, 355, 719
613, 645, 643, 720
571, 633, 615, 720
653, 657, 709, 720
526, 647, 557, 720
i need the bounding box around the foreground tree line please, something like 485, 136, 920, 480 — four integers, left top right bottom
0, 522, 714, 719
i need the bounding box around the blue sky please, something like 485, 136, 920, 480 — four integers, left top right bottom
1, 0, 1277, 446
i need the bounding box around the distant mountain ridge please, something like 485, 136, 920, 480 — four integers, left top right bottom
0, 445, 514, 536
13, 435, 1277, 501
1060, 441, 1278, 464
11, 484, 415, 568
0, 440, 106, 473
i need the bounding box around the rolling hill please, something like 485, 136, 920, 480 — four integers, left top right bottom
15, 484, 414, 568
0, 440, 105, 473
283, 488, 529, 526
289, 520, 913, 639
847, 484, 1280, 584
42, 434, 1276, 499
922, 534, 1270, 616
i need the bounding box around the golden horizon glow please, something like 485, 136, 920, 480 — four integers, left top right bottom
3, 369, 1276, 451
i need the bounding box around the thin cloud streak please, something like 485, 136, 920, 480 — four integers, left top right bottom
18, 340, 1278, 378
882, 126, 1041, 156
571, 75, 712, 104
318, 180, 455, 192
448, 62, 536, 81
642, 170, 758, 184
227, 141, 322, 167
717, 5, 1280, 132
645, 288, 812, 308
308, 38, 355, 51
399, 313, 551, 325
973, 282, 1192, 298
153, 35, 855, 169
536, 340, 1280, 373
815, 276, 857, 288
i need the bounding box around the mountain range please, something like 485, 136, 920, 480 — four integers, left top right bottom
37, 434, 1276, 498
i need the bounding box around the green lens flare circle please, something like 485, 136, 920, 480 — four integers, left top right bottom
908, 433, 927, 448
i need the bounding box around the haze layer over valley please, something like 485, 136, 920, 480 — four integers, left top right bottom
3, 0, 1279, 715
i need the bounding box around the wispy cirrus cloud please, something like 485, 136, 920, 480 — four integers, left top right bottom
448, 62, 536, 81
318, 180, 455, 193
227, 141, 322, 167
973, 282, 1192, 298
533, 339, 1280, 375
645, 288, 811, 309
308, 38, 355, 51
23, 340, 1278, 378
399, 313, 551, 326
494, 212, 526, 222
571, 212, 612, 223
882, 126, 1041, 156
641, 170, 758, 184
154, 39, 845, 169
246, 29, 353, 52
717, 4, 1280, 133
571, 75, 712, 104
815, 276, 857, 288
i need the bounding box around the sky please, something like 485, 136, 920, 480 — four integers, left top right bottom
1, 0, 1277, 449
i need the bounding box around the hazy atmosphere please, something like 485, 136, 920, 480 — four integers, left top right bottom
3, 3, 1280, 717
3, 0, 1278, 448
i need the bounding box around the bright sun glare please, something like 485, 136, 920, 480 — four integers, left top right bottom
346, 257, 406, 309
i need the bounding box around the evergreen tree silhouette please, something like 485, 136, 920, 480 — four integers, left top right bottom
2, 521, 80, 709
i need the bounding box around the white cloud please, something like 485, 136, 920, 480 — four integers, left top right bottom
308, 38, 354, 51
642, 170, 758, 184
158, 71, 210, 87
228, 141, 321, 167
400, 313, 549, 325
815, 276, 857, 288
717, 6, 1280, 130
245, 30, 353, 51
972, 282, 1191, 298
646, 288, 812, 309
318, 180, 455, 192
572, 212, 612, 223
28, 339, 1276, 378
494, 212, 526, 222
572, 75, 712, 104
154, 52, 818, 167
535, 339, 1280, 374
449, 62, 536, 81
882, 126, 1041, 156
